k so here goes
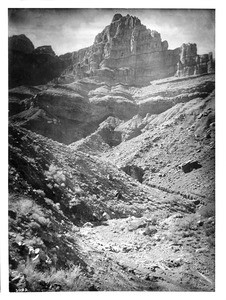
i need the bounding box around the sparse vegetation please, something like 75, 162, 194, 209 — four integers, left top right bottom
199, 202, 215, 218
8, 70, 215, 291
14, 260, 87, 292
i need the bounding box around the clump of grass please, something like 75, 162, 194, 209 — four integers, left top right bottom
31, 213, 50, 227
23, 236, 44, 247
15, 260, 88, 291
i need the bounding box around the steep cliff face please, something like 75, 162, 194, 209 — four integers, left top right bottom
58, 14, 180, 85
176, 43, 215, 77
9, 14, 215, 145
9, 15, 215, 88
58, 14, 214, 86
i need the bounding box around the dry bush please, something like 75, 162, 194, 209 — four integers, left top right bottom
16, 260, 87, 291
199, 202, 215, 218
44, 164, 66, 184
31, 213, 50, 227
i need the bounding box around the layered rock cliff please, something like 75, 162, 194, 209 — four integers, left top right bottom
58, 14, 180, 85
9, 14, 215, 88
58, 14, 214, 86
176, 43, 215, 77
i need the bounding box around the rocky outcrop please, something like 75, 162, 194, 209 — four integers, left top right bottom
121, 165, 144, 183
8, 35, 68, 88
9, 82, 138, 144
33, 45, 56, 56
9, 34, 35, 54
58, 14, 180, 85
58, 14, 214, 85
181, 160, 202, 173
176, 43, 215, 77
9, 15, 215, 88
9, 74, 215, 145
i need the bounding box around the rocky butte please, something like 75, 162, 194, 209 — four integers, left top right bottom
58, 13, 214, 85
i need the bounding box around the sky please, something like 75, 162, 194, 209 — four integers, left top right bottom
8, 8, 215, 56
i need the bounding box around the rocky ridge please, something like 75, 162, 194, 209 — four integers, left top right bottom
8, 34, 68, 88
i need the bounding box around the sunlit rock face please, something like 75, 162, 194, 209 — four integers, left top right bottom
176, 43, 215, 77
59, 14, 180, 85
9, 15, 215, 88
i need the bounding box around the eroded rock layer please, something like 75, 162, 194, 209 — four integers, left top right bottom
58, 14, 214, 86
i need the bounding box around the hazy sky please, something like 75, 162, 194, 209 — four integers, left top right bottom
8, 9, 215, 56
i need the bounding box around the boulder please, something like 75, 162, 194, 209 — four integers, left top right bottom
122, 165, 144, 183
181, 160, 202, 173
128, 219, 147, 231
143, 226, 157, 236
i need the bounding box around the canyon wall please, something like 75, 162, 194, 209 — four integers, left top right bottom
9, 15, 215, 88
176, 43, 215, 77
58, 14, 214, 86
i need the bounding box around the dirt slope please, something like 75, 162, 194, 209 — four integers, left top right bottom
8, 73, 215, 292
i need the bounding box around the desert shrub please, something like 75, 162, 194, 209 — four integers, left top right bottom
34, 189, 46, 197
175, 214, 198, 234
30, 221, 41, 232
15, 198, 34, 215
14, 234, 24, 244
199, 202, 215, 218
47, 265, 86, 290
44, 197, 54, 206
205, 225, 215, 237
9, 195, 47, 219
31, 213, 50, 227
24, 237, 44, 247
16, 261, 87, 291
207, 236, 215, 247
45, 164, 66, 184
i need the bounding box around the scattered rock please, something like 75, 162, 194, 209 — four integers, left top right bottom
197, 220, 204, 226
143, 226, 157, 236
128, 219, 147, 231
88, 284, 98, 291
102, 212, 110, 220
9, 210, 17, 219
181, 160, 202, 173
193, 200, 201, 206
196, 248, 208, 253
83, 222, 94, 228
